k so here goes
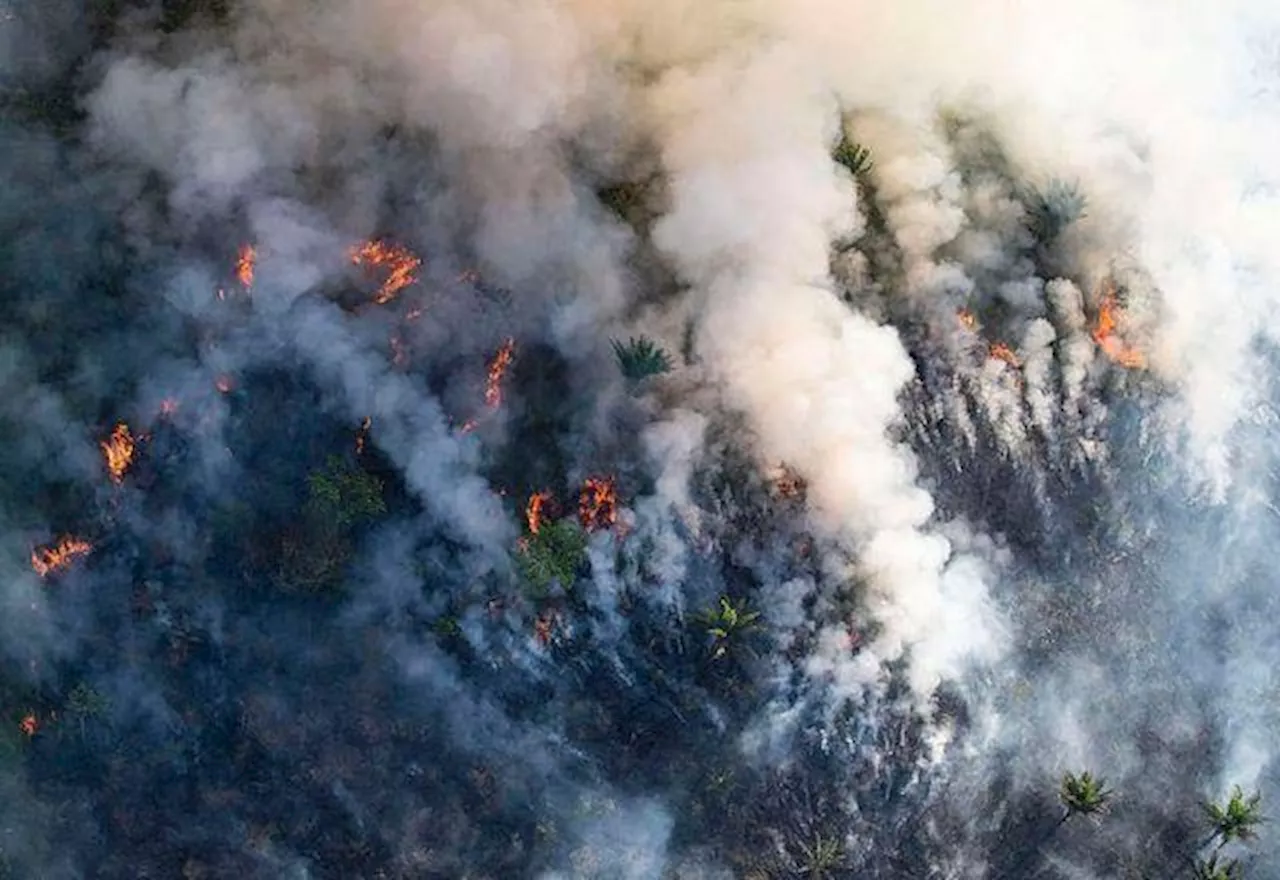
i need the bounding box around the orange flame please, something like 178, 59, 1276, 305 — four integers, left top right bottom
31, 537, 92, 578
1092, 282, 1146, 369
101, 422, 135, 484
526, 490, 553, 535
484, 338, 516, 410
215, 375, 235, 394
19, 714, 36, 737
957, 308, 978, 331
579, 476, 618, 532
989, 342, 1020, 369
458, 418, 478, 435
351, 240, 422, 305
236, 244, 257, 289
356, 417, 372, 455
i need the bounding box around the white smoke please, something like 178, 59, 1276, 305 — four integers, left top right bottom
60, 4, 1280, 870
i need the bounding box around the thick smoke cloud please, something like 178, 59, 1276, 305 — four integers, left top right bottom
2, 0, 1280, 877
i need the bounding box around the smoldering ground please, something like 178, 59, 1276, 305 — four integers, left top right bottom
2, 0, 1280, 877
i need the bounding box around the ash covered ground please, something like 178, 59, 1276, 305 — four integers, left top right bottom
3, 2, 1280, 878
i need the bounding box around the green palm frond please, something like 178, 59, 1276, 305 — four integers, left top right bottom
833, 137, 873, 178
1026, 178, 1087, 241
1059, 770, 1113, 819
612, 336, 673, 383
1192, 853, 1242, 880
698, 596, 762, 658
1205, 786, 1265, 845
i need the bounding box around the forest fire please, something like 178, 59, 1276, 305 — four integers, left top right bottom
957, 308, 978, 331
989, 342, 1020, 369
350, 240, 422, 305
356, 417, 372, 455
236, 244, 257, 289
31, 537, 93, 578
159, 398, 179, 418
19, 714, 37, 738
101, 422, 135, 483
484, 338, 516, 409
1092, 282, 1146, 368
578, 477, 618, 532
215, 375, 235, 394
526, 490, 553, 534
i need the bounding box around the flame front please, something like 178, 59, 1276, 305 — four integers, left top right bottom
484, 338, 516, 409
101, 422, 135, 484
957, 308, 978, 331
351, 240, 422, 305
356, 417, 372, 455
526, 490, 553, 535
578, 476, 618, 532
989, 342, 1020, 369
19, 713, 36, 737
236, 244, 257, 289
1092, 282, 1146, 369
31, 536, 93, 577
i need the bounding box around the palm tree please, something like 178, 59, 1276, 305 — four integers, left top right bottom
832, 136, 873, 178
611, 336, 673, 384
698, 596, 761, 659
1059, 770, 1113, 822
995, 770, 1114, 880
1025, 178, 1087, 242
1204, 787, 1264, 848
1192, 853, 1242, 880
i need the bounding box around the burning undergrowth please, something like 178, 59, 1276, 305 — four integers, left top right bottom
2, 1, 1280, 879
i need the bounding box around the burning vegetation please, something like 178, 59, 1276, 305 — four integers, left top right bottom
578, 476, 618, 532
525, 489, 553, 535
0, 7, 1267, 880
1092, 279, 1147, 369
350, 240, 422, 305
989, 341, 1021, 369
100, 422, 136, 484
31, 537, 93, 577
484, 337, 516, 410
236, 244, 256, 289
